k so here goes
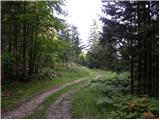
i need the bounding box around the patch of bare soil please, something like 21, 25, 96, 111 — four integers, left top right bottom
1, 78, 87, 119
47, 91, 75, 119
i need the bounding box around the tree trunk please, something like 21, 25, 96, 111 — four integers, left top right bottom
137, 2, 142, 94
22, 3, 27, 77
29, 26, 34, 76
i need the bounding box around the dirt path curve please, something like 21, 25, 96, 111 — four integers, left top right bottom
2, 77, 88, 119
47, 91, 75, 119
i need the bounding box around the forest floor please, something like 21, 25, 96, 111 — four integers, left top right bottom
2, 67, 158, 119
1, 77, 88, 119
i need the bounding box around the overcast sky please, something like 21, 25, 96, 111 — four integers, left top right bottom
63, 0, 103, 47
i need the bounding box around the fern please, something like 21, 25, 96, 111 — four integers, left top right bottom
96, 97, 113, 108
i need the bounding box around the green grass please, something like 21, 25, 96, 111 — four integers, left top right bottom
72, 91, 158, 119
71, 89, 102, 119
26, 67, 105, 119
26, 81, 85, 119
71, 88, 125, 119
1, 65, 91, 110
71, 70, 109, 119
71, 71, 159, 119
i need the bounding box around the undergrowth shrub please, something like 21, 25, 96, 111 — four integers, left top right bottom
96, 97, 113, 108
87, 71, 130, 95
39, 67, 59, 80
81, 72, 159, 119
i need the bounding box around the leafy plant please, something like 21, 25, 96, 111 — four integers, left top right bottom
96, 97, 113, 108
143, 111, 156, 119
75, 71, 159, 119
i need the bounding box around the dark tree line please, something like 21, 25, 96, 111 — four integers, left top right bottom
1, 1, 82, 81
87, 1, 159, 97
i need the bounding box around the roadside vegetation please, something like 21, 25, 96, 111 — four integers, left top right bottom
2, 64, 91, 110
72, 71, 159, 119
27, 80, 85, 119
1, 1, 159, 119
26, 69, 106, 118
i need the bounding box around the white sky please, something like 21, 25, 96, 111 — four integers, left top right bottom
63, 0, 103, 47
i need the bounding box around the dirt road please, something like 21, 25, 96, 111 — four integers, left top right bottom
2, 77, 88, 119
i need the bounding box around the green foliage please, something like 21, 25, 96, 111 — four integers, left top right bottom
72, 71, 159, 119
86, 1, 159, 96
1, 1, 83, 82
72, 89, 101, 119
1, 52, 15, 67
86, 71, 130, 95
96, 97, 113, 108
39, 36, 71, 67
39, 67, 56, 80
1, 64, 91, 110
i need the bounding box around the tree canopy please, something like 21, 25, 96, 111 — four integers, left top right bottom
86, 1, 159, 97
1, 1, 82, 81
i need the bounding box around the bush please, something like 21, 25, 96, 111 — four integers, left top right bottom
87, 71, 130, 95
39, 67, 59, 80
96, 97, 113, 108
73, 71, 159, 119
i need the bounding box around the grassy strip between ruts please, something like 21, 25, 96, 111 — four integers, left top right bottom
2, 65, 91, 110
26, 80, 86, 119
71, 89, 104, 119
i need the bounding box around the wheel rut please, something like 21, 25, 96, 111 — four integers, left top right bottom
1, 77, 88, 119
47, 91, 74, 119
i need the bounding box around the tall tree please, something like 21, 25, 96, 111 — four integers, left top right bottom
89, 1, 159, 97
87, 19, 99, 68
1, 1, 65, 80
70, 25, 82, 63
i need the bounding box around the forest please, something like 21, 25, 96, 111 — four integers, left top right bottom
1, 0, 159, 119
